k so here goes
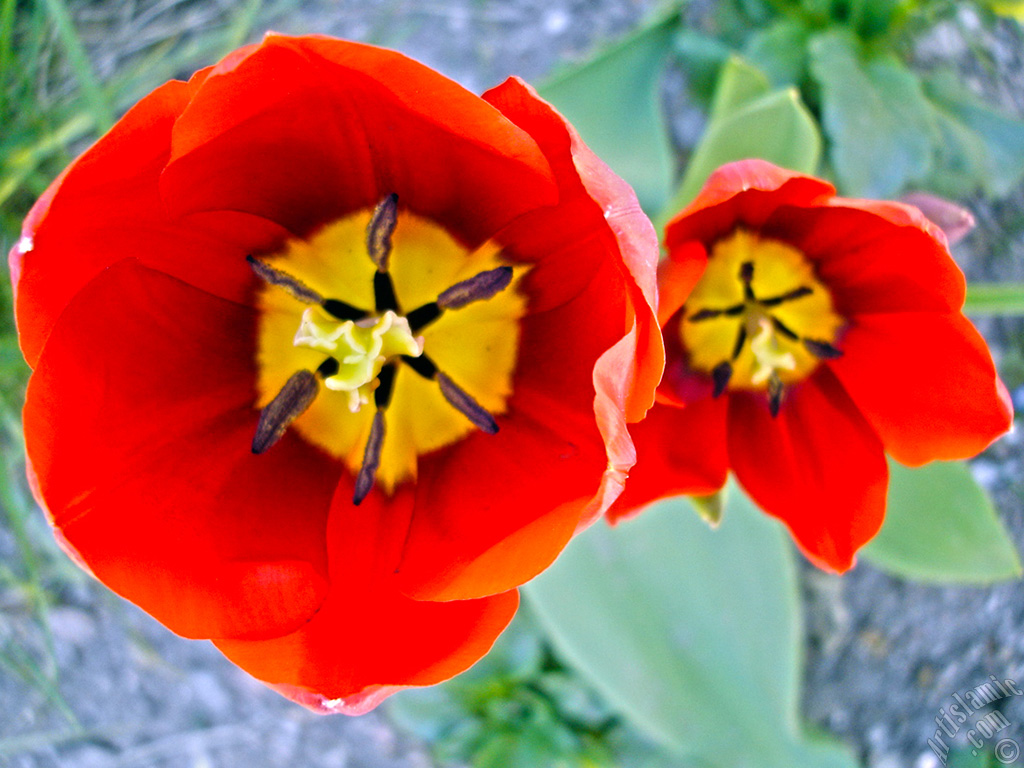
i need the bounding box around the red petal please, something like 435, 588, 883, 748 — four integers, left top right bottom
214, 485, 518, 712
484, 76, 662, 423
388, 78, 663, 602
161, 36, 558, 243
606, 397, 729, 524
24, 261, 339, 640
657, 242, 707, 326
727, 369, 889, 572
395, 390, 608, 602
828, 312, 1013, 465
763, 199, 965, 315
664, 159, 834, 250
10, 74, 294, 370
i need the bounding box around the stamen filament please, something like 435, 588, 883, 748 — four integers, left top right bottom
712, 362, 732, 398
353, 410, 386, 506
252, 369, 321, 454
760, 286, 813, 307
768, 373, 784, 418
804, 338, 843, 359
367, 193, 399, 271
437, 372, 499, 434
688, 304, 745, 322
437, 267, 513, 309
374, 271, 400, 313
247, 255, 323, 305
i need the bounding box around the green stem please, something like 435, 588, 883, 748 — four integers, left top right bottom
964, 283, 1024, 316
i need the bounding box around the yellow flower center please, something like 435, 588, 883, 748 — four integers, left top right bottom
252, 198, 526, 500
680, 229, 844, 411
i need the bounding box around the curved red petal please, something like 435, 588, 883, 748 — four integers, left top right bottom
657, 242, 707, 326
214, 485, 518, 711
606, 397, 729, 524
762, 200, 965, 316
664, 159, 835, 250
161, 36, 558, 243
828, 312, 1013, 466
727, 369, 889, 572
9, 74, 292, 369
24, 261, 338, 639
389, 77, 662, 602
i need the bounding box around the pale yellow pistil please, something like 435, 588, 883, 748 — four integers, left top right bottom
253, 204, 526, 496
680, 229, 844, 413
294, 308, 423, 413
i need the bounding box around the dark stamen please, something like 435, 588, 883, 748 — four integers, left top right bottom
406, 303, 442, 332
322, 298, 369, 321
367, 193, 399, 271
768, 374, 784, 418
739, 261, 756, 301
759, 286, 813, 307
317, 357, 340, 378
688, 304, 745, 322
375, 363, 397, 409
374, 271, 399, 313
437, 372, 499, 434
353, 410, 386, 506
437, 267, 513, 309
252, 370, 320, 454
247, 255, 323, 305
771, 317, 800, 341
711, 362, 732, 398
731, 324, 748, 361
804, 338, 843, 359
401, 354, 438, 379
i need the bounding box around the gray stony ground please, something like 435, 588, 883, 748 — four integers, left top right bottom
2, 2, 1024, 767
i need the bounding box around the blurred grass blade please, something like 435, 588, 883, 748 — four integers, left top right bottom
526, 485, 857, 767
38, 0, 115, 130
540, 11, 680, 214
861, 459, 1022, 583
963, 283, 1024, 315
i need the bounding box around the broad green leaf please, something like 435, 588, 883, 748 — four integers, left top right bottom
540, 12, 679, 214
861, 460, 1022, 583
924, 71, 1024, 197
743, 18, 811, 87
809, 30, 936, 197
707, 56, 771, 124
660, 85, 821, 222
964, 283, 1024, 316
525, 486, 857, 768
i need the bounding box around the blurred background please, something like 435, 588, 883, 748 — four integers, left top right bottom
1, 1, 1023, 767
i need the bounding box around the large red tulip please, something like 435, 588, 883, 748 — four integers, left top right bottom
11, 34, 663, 713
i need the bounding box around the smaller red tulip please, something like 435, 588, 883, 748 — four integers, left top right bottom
610, 159, 1013, 572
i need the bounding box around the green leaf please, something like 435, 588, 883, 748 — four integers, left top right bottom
707, 56, 771, 124
964, 283, 1024, 316
809, 30, 936, 197
861, 460, 1022, 583
539, 12, 679, 215
743, 18, 812, 87
660, 71, 821, 222
525, 485, 857, 768
924, 70, 1024, 197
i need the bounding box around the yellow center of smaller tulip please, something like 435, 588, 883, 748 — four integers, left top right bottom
252, 197, 527, 502
680, 229, 844, 410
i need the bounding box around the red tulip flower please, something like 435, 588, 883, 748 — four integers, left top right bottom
10, 35, 662, 713
609, 159, 1012, 571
